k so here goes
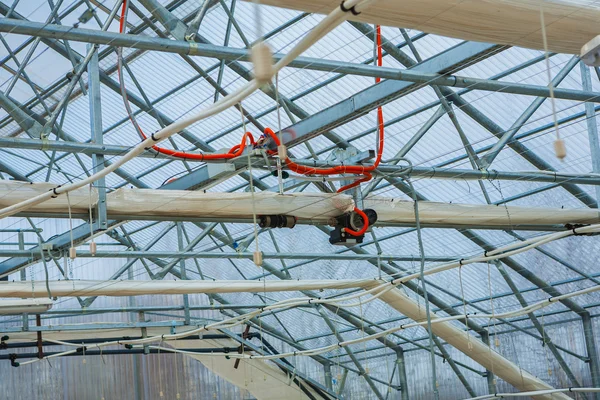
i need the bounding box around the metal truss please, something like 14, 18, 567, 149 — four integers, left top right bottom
0, 1, 599, 398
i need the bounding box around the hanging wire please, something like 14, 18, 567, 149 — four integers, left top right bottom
539, 0, 566, 159
404, 174, 439, 399
486, 262, 497, 386
458, 266, 473, 350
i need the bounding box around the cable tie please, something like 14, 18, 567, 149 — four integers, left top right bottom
459, 259, 465, 266
52, 185, 62, 197
337, 342, 342, 347
484, 251, 488, 257
548, 297, 554, 303
308, 299, 312, 304
151, 132, 159, 142
339, 0, 361, 15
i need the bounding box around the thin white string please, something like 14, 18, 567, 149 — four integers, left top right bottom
540, 0, 561, 141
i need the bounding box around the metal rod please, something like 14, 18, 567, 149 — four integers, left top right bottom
2, 19, 599, 103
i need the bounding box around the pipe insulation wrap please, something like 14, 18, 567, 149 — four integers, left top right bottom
0, 279, 376, 297
366, 283, 571, 400
2, 181, 599, 226
249, 0, 600, 55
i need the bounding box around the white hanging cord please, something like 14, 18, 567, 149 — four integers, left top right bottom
88, 184, 96, 256
486, 262, 497, 386
241, 105, 262, 267
458, 266, 472, 350
66, 192, 76, 260
540, 0, 566, 160
275, 73, 284, 195
158, 339, 164, 398
174, 338, 181, 399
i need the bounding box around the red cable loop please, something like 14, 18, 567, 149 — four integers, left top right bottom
120, 3, 383, 235
119, 3, 256, 162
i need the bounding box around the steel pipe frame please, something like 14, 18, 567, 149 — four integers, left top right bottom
0, 250, 459, 262
292, 17, 597, 375
1, 18, 599, 105
0, 8, 384, 390
1, 4, 596, 396
2, 19, 414, 396
494, 262, 588, 397
300, 272, 600, 354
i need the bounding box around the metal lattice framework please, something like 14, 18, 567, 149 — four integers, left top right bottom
0, 1, 600, 399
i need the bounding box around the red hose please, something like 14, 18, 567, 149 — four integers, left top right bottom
119, 2, 382, 236
262, 26, 384, 236
118, 2, 255, 161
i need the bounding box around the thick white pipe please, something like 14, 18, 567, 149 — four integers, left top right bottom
0, 279, 375, 297
252, 0, 600, 55
3, 181, 600, 227
369, 283, 570, 400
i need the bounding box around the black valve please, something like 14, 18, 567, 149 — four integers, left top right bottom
259, 215, 297, 229
329, 209, 377, 246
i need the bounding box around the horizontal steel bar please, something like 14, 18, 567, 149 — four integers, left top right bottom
12, 212, 570, 231
1, 19, 598, 102
0, 250, 457, 262
290, 160, 600, 186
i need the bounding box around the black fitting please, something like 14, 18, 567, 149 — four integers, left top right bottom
259, 215, 297, 229
9, 353, 19, 367
76, 346, 87, 353
340, 0, 361, 15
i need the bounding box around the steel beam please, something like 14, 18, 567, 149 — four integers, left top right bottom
0, 250, 475, 262
432, 335, 476, 398
581, 61, 600, 204
3, 19, 599, 104
582, 312, 600, 400
396, 349, 409, 400
87, 44, 107, 230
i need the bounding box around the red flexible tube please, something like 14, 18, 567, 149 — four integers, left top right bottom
264, 26, 385, 236
119, 2, 383, 235
118, 2, 255, 161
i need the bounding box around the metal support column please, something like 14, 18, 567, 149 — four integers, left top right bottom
581, 61, 600, 203
324, 362, 333, 391
480, 333, 496, 395
18, 231, 28, 331
582, 312, 600, 400
176, 223, 191, 325
128, 262, 143, 400
396, 349, 409, 400
87, 44, 107, 230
